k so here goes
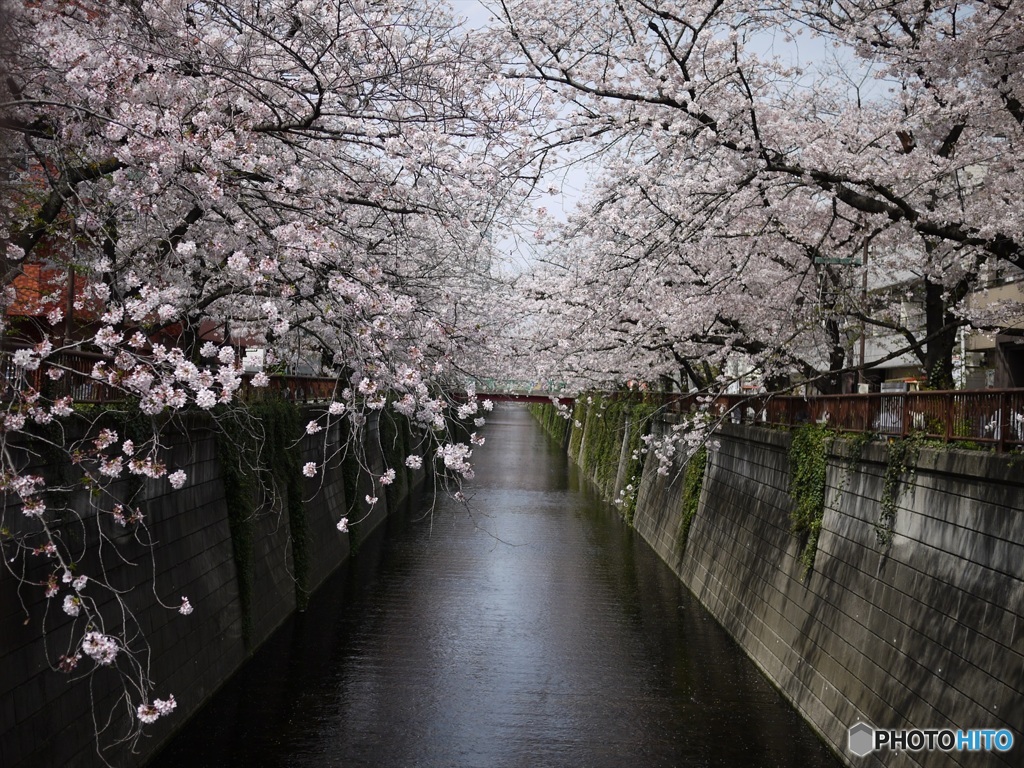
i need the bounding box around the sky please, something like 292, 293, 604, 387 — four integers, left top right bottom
447, 0, 596, 270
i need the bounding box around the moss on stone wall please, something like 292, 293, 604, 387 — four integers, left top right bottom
676, 446, 708, 555
567, 401, 585, 459
528, 402, 571, 445
531, 394, 661, 526
215, 398, 311, 637
617, 401, 660, 524
579, 397, 624, 498
788, 422, 833, 577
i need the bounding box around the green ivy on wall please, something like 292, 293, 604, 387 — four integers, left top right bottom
616, 401, 659, 525
568, 401, 585, 458
215, 409, 258, 649
676, 446, 708, 555
531, 394, 661, 527
580, 396, 626, 498
875, 432, 922, 551
250, 400, 309, 611
788, 422, 833, 577
528, 402, 571, 445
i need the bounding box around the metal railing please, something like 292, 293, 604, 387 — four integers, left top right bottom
244, 374, 338, 403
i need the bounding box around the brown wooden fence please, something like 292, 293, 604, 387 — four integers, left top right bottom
680, 389, 1024, 452
0, 347, 339, 405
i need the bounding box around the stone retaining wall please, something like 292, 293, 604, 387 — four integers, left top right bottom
0, 410, 423, 768
554, 405, 1023, 767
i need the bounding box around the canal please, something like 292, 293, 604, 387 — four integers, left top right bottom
150, 405, 841, 767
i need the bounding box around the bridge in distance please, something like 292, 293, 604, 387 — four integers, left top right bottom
468, 379, 575, 406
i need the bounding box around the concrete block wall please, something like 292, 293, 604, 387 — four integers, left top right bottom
301, 421, 352, 594
0, 424, 255, 768
0, 410, 413, 768
630, 418, 691, 574
630, 422, 1023, 767
550, 403, 1024, 768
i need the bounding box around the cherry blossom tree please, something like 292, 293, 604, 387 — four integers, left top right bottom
5, 0, 1024, 756
0, 0, 535, 758
487, 0, 1024, 393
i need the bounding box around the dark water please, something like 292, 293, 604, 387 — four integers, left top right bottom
150, 406, 840, 768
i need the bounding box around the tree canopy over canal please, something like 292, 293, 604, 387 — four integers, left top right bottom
1, 0, 1023, 757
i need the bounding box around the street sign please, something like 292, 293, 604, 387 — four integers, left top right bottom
814, 257, 863, 265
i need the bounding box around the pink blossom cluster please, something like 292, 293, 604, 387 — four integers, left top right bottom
136, 695, 176, 724
81, 632, 119, 666
436, 443, 474, 479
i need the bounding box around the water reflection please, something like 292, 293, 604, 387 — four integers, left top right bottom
150, 405, 839, 768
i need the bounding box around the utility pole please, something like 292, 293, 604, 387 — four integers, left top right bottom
858, 239, 869, 388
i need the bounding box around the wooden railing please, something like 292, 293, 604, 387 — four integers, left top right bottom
0, 347, 339, 405
3, 347, 1023, 450
246, 374, 339, 403
670, 390, 1024, 452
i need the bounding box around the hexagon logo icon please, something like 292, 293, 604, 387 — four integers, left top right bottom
849, 722, 875, 757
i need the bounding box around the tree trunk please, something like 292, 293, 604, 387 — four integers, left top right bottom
817, 316, 847, 394
922, 278, 957, 389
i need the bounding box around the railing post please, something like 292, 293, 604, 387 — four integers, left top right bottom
999, 391, 1008, 453
944, 392, 952, 444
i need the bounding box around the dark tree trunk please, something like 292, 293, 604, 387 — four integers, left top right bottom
817, 316, 847, 394
922, 278, 957, 389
